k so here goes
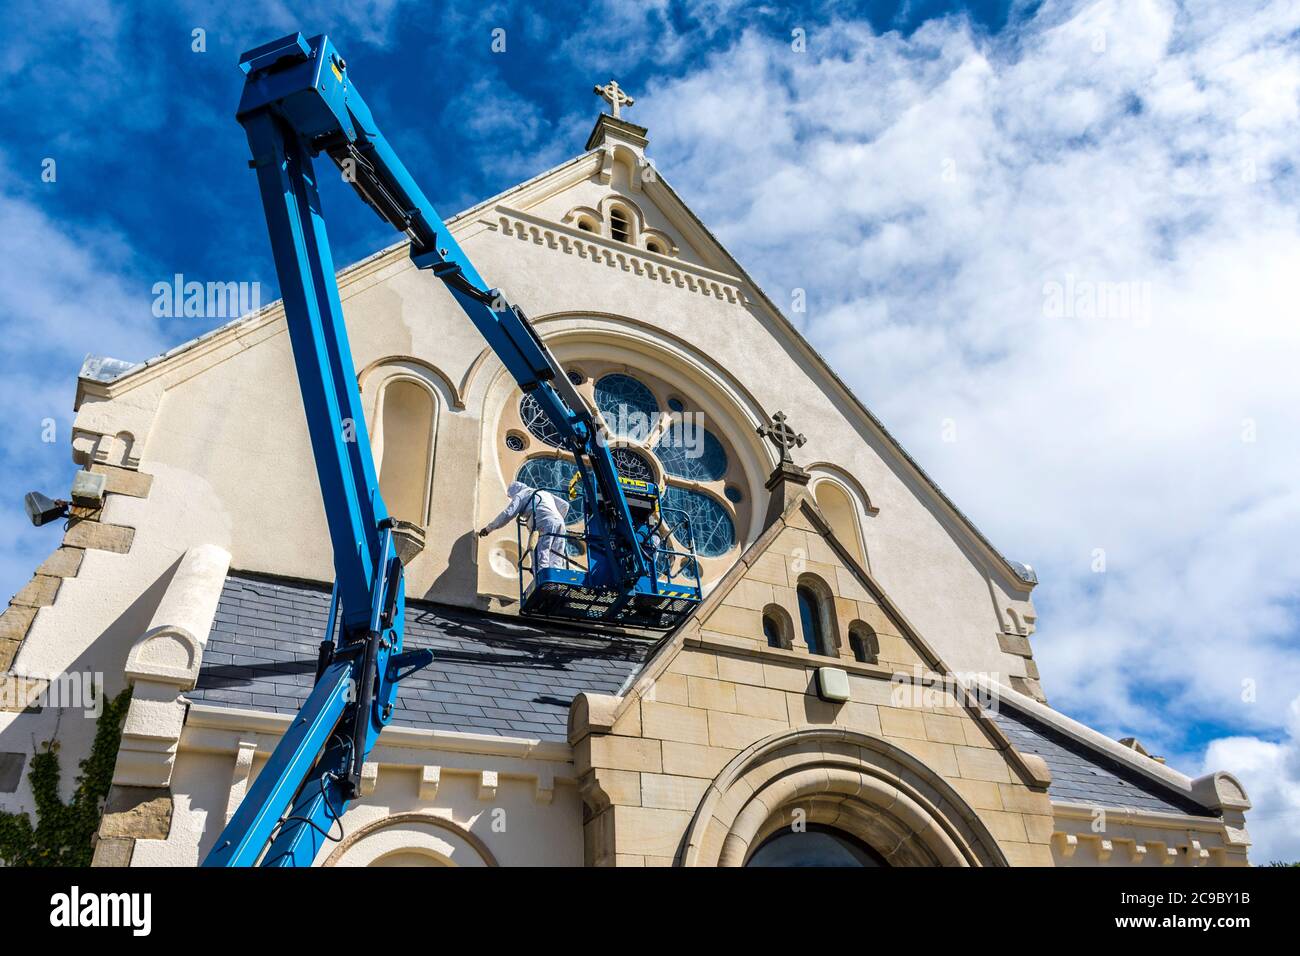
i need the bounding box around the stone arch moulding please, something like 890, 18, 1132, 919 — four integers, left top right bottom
563, 205, 602, 234
323, 812, 498, 868
807, 462, 879, 516
597, 142, 648, 189
809, 470, 873, 574
681, 727, 1008, 868
598, 193, 648, 233
358, 354, 465, 410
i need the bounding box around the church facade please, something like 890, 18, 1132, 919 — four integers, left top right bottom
0, 98, 1251, 867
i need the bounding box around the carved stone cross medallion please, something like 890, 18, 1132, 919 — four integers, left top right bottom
593, 79, 635, 119
758, 411, 807, 464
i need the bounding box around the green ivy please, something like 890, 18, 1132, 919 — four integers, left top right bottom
0, 688, 131, 867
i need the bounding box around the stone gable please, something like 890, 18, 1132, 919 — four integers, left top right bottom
569, 491, 1055, 866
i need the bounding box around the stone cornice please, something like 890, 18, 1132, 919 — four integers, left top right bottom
489, 205, 749, 305
73, 242, 413, 407
181, 702, 574, 764
1052, 800, 1223, 829
1052, 799, 1250, 863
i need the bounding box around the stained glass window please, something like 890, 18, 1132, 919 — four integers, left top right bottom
594, 374, 659, 441
519, 393, 563, 448
508, 372, 743, 564
514, 458, 583, 525
655, 422, 728, 482
662, 486, 734, 557
611, 447, 654, 482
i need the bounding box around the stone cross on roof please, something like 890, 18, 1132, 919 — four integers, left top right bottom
593, 79, 635, 119
758, 411, 807, 464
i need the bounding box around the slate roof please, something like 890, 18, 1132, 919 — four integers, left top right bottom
190, 572, 657, 741
194, 576, 1213, 815
988, 705, 1212, 817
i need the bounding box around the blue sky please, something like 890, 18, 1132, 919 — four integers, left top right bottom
3, 0, 1299, 858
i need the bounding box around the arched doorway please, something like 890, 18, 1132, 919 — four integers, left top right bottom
746, 824, 888, 867
680, 727, 1008, 867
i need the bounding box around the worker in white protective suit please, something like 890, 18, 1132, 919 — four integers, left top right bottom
478, 481, 571, 572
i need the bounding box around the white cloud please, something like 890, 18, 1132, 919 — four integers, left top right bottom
0, 186, 168, 603
1205, 695, 1300, 864
558, 0, 690, 73
637, 0, 1300, 858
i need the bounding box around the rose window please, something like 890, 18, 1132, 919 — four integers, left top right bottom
502, 368, 744, 562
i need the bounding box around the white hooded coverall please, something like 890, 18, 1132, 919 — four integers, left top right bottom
484, 481, 572, 571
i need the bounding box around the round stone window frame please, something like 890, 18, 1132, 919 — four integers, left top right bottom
491, 347, 762, 577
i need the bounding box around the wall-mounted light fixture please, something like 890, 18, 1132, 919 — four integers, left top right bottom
815, 666, 850, 703
24, 491, 69, 527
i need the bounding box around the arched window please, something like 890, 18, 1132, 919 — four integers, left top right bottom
662, 487, 734, 557
609, 207, 631, 243
762, 615, 782, 648
645, 239, 664, 254
762, 605, 792, 649
848, 622, 878, 664
378, 379, 435, 526
814, 479, 866, 569
747, 824, 888, 867
796, 584, 828, 656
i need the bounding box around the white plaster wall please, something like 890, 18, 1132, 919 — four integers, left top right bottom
134, 743, 582, 867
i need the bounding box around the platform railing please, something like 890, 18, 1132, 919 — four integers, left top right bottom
513, 489, 701, 600
653, 505, 703, 594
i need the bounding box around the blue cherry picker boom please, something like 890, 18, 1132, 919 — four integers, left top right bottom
202, 32, 700, 867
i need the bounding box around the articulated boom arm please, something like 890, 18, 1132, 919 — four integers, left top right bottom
204, 32, 666, 867
234, 32, 647, 588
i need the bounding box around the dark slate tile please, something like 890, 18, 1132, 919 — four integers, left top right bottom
987, 705, 1212, 817
190, 571, 656, 741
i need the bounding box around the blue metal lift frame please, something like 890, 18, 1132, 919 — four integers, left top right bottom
203, 32, 699, 866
